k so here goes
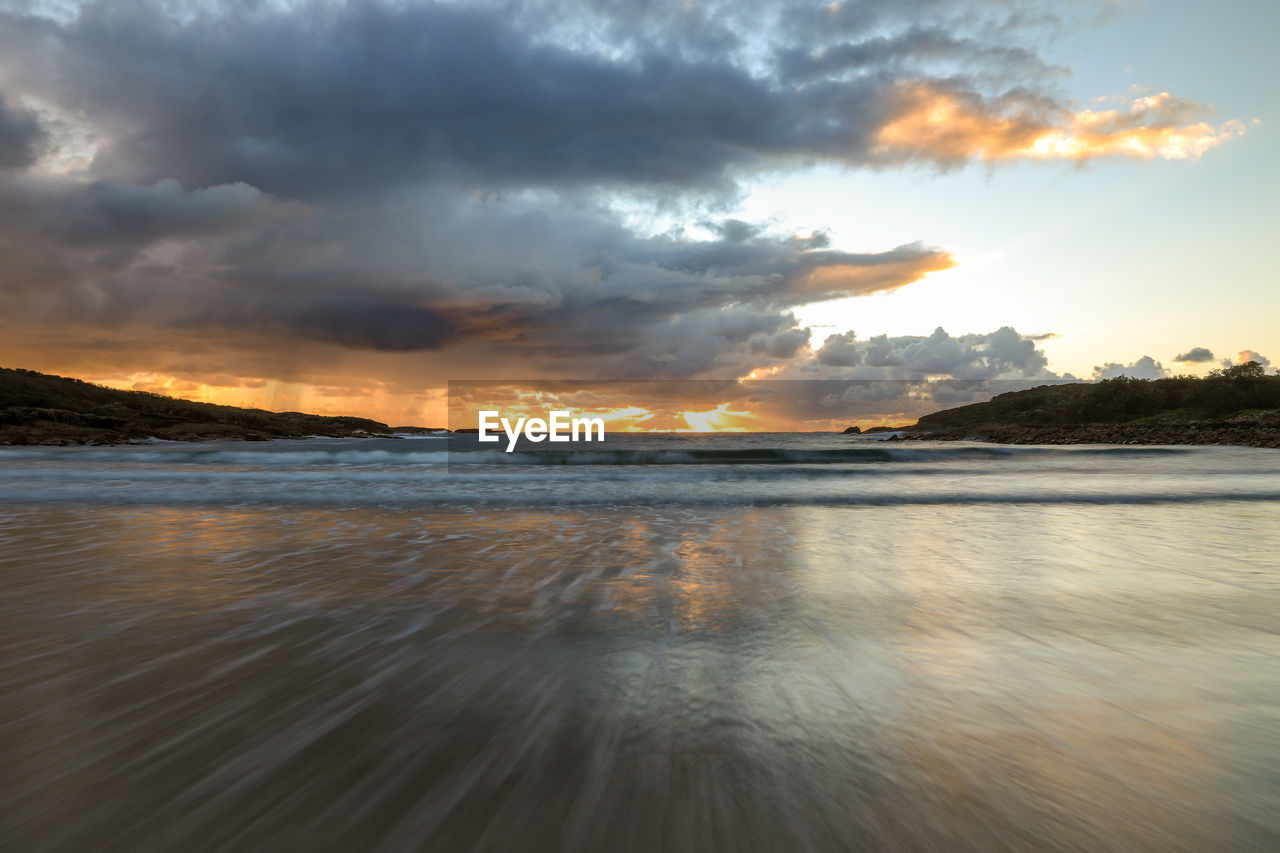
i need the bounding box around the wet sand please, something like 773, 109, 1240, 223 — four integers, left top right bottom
2, 503, 1277, 851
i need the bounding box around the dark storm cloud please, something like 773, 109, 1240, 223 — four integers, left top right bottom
0, 177, 296, 245
0, 170, 949, 364
416, 217, 948, 375
0, 93, 44, 169
1174, 347, 1214, 363
0, 0, 1107, 198
279, 299, 458, 352
0, 0, 1223, 386
2, 1, 783, 195
0, 0, 998, 375
256, 209, 949, 371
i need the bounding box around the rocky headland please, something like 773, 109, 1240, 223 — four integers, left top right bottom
0, 367, 424, 445
888, 363, 1280, 448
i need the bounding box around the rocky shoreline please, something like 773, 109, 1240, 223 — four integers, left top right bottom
870, 369, 1280, 449
900, 422, 1280, 448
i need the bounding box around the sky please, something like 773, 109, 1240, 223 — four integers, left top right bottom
0, 0, 1274, 428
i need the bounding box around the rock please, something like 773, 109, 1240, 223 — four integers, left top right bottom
391, 426, 451, 434
841, 426, 861, 434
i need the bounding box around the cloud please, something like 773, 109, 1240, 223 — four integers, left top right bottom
0, 175, 952, 369
775, 25, 1063, 86
807, 326, 1055, 380
0, 1, 1244, 197
0, 176, 298, 245
815, 331, 863, 367
0, 0, 849, 196
1230, 350, 1271, 368
1092, 356, 1168, 380
1173, 346, 1214, 363
0, 0, 1250, 405
875, 86, 1246, 164
0, 92, 44, 169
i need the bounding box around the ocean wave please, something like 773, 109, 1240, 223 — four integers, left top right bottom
442, 445, 1194, 466
3, 439, 1272, 511
1, 443, 1196, 469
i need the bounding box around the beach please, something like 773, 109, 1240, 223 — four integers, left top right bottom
4, 0, 1277, 848
1, 436, 1278, 850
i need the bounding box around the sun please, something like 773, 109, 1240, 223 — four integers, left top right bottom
679, 402, 755, 432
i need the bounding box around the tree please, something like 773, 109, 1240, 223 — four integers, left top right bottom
1209, 361, 1266, 380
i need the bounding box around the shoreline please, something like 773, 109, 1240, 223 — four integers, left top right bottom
5, 423, 1280, 448
901, 423, 1280, 449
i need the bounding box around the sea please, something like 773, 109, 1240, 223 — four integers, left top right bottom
1, 433, 1277, 851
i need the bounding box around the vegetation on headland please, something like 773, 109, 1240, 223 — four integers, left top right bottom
6, 362, 1280, 448
898, 362, 1280, 447
0, 367, 408, 445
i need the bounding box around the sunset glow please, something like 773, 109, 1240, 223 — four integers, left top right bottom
679, 403, 757, 432
0, 0, 1273, 427
877, 86, 1249, 163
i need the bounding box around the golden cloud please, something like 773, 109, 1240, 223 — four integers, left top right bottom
876, 85, 1247, 163
796, 251, 957, 300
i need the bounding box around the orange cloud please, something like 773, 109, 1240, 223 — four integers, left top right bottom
797, 250, 956, 299
1233, 349, 1271, 367
876, 85, 1247, 163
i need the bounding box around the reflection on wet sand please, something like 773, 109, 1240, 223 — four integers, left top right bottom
1, 504, 1277, 851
